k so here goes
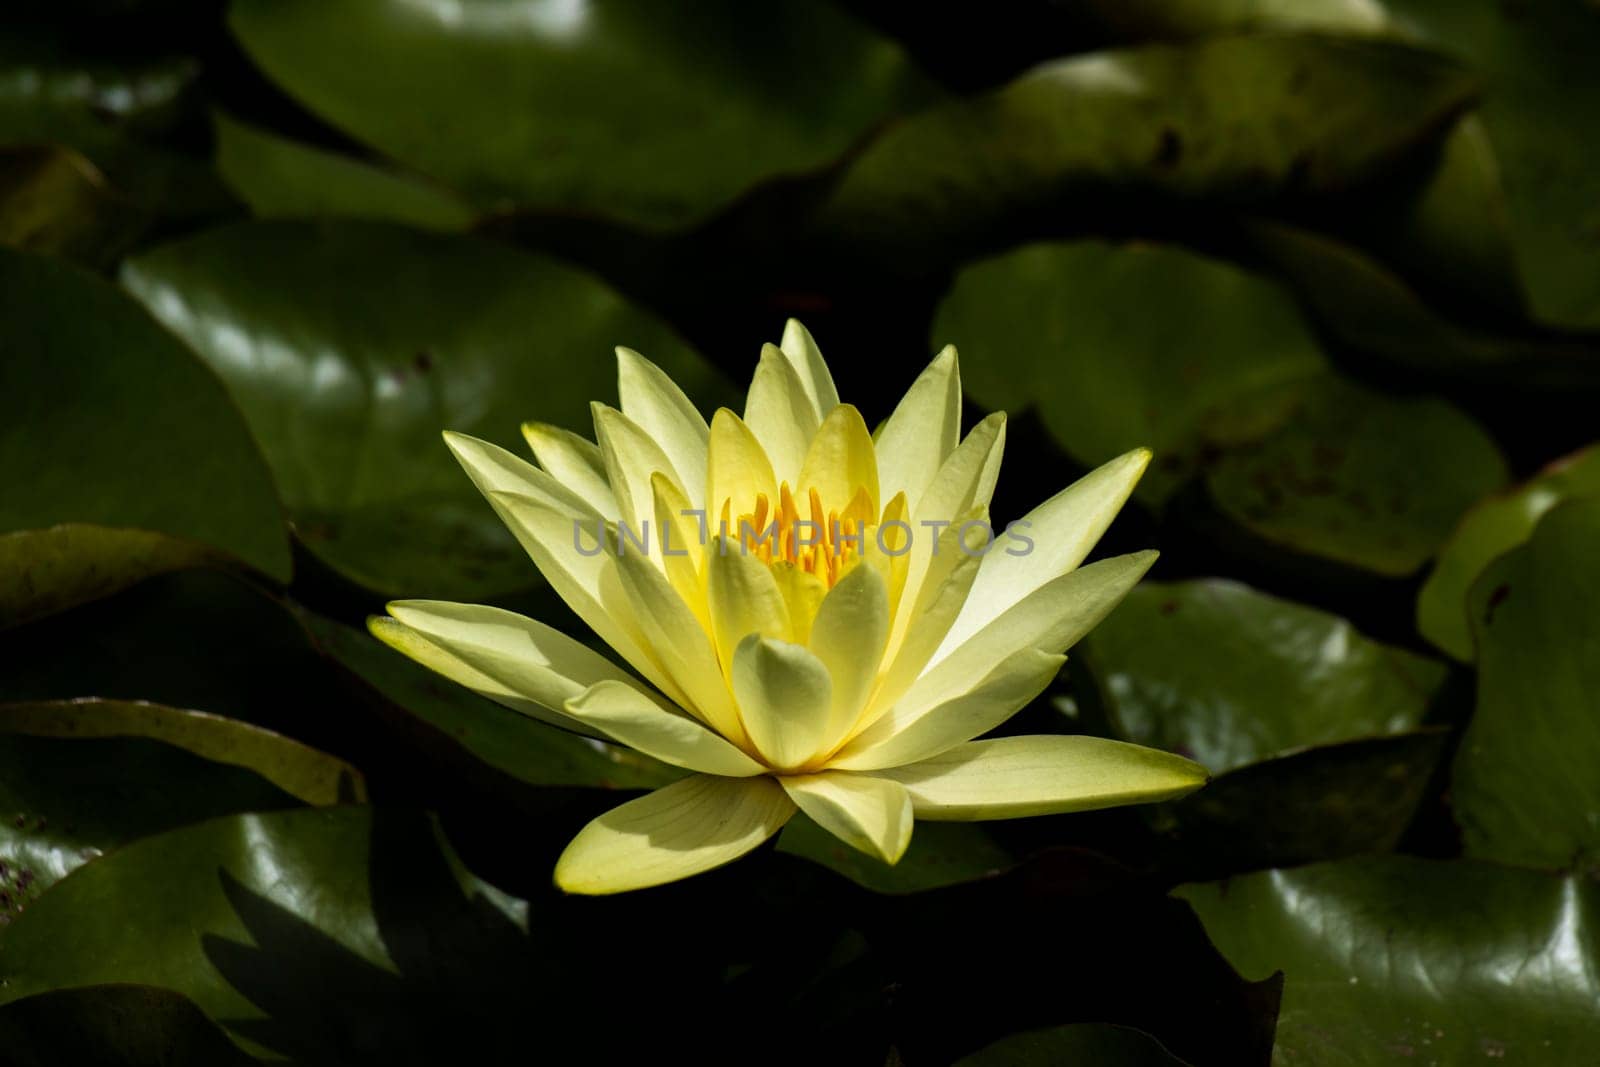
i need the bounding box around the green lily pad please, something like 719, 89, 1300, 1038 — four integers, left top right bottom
1180, 857, 1600, 1063
0, 524, 216, 631
1081, 579, 1448, 773
1383, 0, 1600, 330
0, 806, 539, 1063
1418, 444, 1600, 662
933, 241, 1327, 505
816, 34, 1474, 267
955, 1023, 1190, 1066
300, 610, 680, 791
1206, 377, 1508, 576
777, 815, 1015, 894
213, 112, 474, 231
1451, 496, 1600, 871
0, 698, 361, 915
121, 221, 729, 600
0, 985, 260, 1067
227, 0, 933, 229
0, 248, 291, 625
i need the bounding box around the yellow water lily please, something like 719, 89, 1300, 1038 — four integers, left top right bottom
371, 321, 1206, 893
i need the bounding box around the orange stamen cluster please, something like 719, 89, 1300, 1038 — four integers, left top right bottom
726, 482, 876, 587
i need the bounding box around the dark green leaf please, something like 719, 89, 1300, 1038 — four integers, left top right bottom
1083, 579, 1447, 772
0, 145, 148, 268
0, 248, 291, 625
1180, 857, 1600, 1063
0, 985, 260, 1067
213, 112, 474, 231
300, 610, 680, 791
1452, 497, 1600, 870
121, 221, 730, 600
777, 814, 1015, 894
227, 0, 933, 228
955, 1023, 1190, 1066
933, 241, 1326, 506
1206, 376, 1507, 575
1419, 444, 1600, 661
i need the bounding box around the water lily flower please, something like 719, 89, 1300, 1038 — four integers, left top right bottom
371, 322, 1207, 893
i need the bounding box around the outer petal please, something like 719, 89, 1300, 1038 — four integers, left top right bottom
707, 537, 792, 666
779, 318, 840, 416
942, 448, 1150, 652
914, 550, 1157, 713
874, 345, 960, 513
806, 562, 890, 748
565, 680, 765, 777
520, 422, 619, 522
731, 635, 833, 771
650, 471, 706, 620
878, 735, 1208, 820
744, 343, 820, 484
797, 404, 879, 516
830, 648, 1064, 772
615, 347, 709, 509
780, 772, 913, 864
446, 430, 598, 520
913, 411, 1005, 531
554, 775, 796, 894
592, 402, 682, 536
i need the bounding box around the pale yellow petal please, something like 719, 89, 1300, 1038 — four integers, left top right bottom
943, 448, 1150, 652
780, 771, 913, 863
806, 562, 890, 747
830, 648, 1064, 771
615, 346, 709, 509
591, 402, 683, 537
613, 550, 745, 745
650, 471, 706, 621
913, 411, 1006, 530
707, 537, 792, 667
730, 634, 832, 771
554, 775, 796, 894
875, 346, 960, 513
771, 562, 828, 645
707, 408, 777, 524
445, 430, 598, 519
915, 550, 1157, 714
520, 422, 619, 522
565, 680, 765, 777
744, 343, 821, 484
797, 404, 879, 515
779, 318, 840, 416
878, 735, 1208, 820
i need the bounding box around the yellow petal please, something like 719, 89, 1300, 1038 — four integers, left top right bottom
565, 680, 765, 777
779, 318, 840, 416
520, 422, 620, 522
797, 404, 879, 516
707, 537, 792, 668
771, 562, 828, 645
916, 550, 1157, 714
780, 771, 913, 863
945, 448, 1149, 651
650, 471, 706, 619
554, 774, 796, 894
913, 411, 1006, 529
591, 402, 683, 536
878, 735, 1208, 820
707, 408, 777, 525
445, 430, 598, 519
615, 346, 709, 508
875, 345, 960, 513
806, 562, 890, 748
613, 550, 745, 746
830, 648, 1064, 771
745, 343, 821, 484
730, 634, 833, 770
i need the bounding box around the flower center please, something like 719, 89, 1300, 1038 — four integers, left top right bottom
726, 481, 876, 588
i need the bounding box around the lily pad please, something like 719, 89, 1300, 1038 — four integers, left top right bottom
1180, 857, 1600, 1063
955, 1023, 1190, 1066
815, 34, 1475, 267
1418, 444, 1600, 662
777, 815, 1015, 894
1081, 579, 1448, 773
121, 221, 729, 600
0, 698, 360, 914
1205, 376, 1507, 576
0, 524, 215, 631
213, 112, 474, 231
300, 610, 681, 791
227, 0, 933, 229
933, 241, 1326, 506
1451, 497, 1600, 871
0, 248, 291, 624
0, 985, 260, 1067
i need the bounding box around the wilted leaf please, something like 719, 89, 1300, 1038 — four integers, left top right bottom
0, 145, 148, 267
